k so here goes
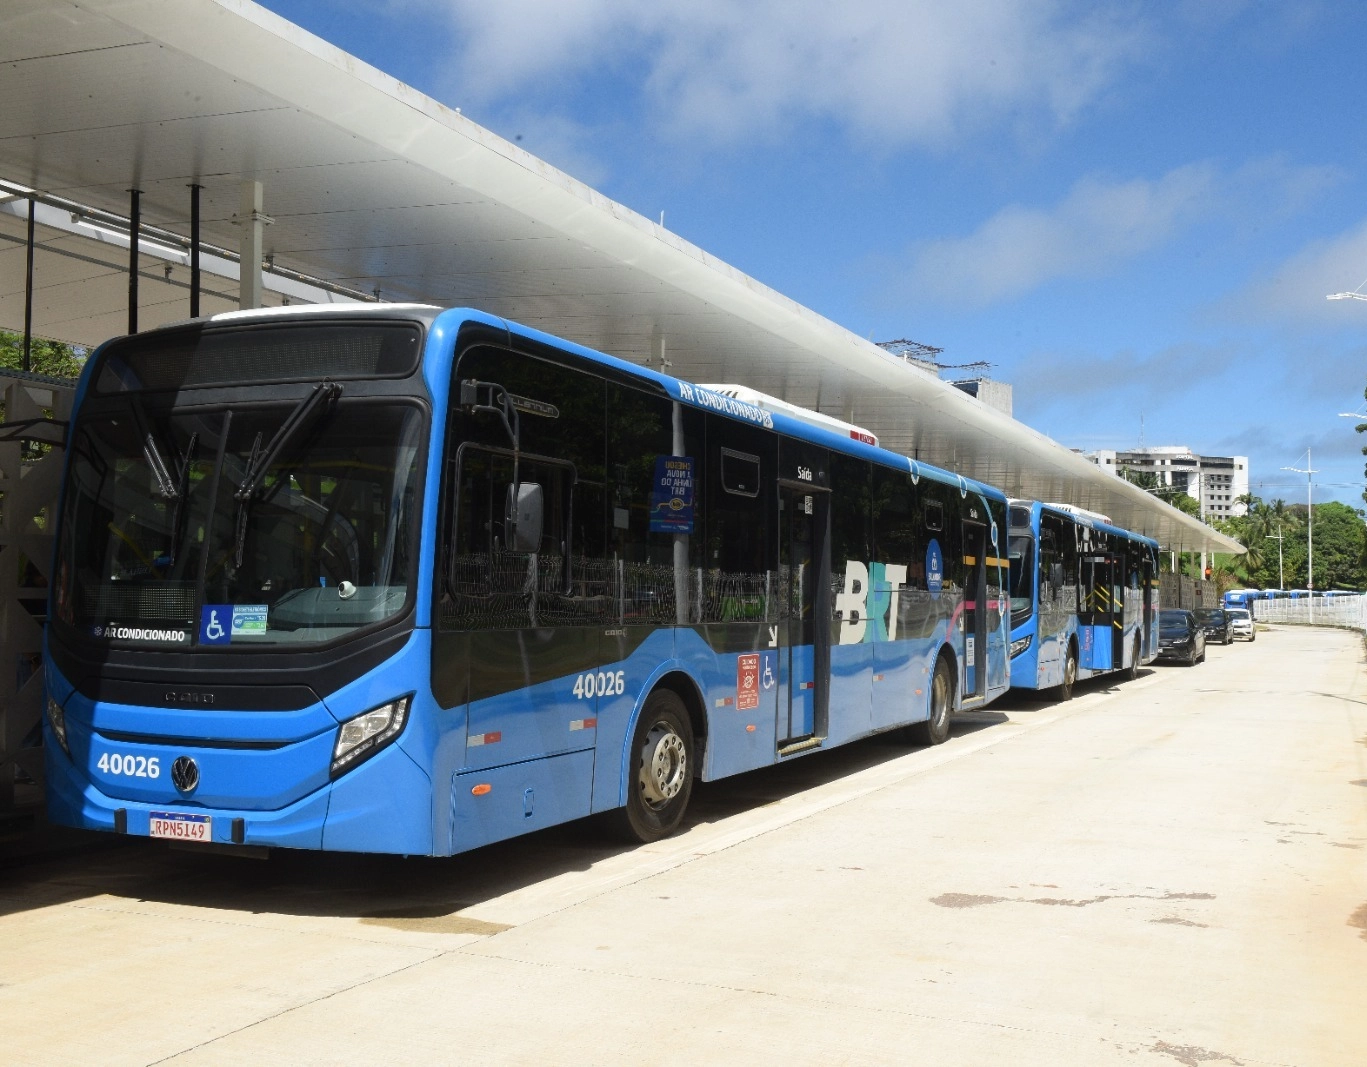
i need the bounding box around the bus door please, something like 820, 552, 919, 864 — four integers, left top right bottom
1078, 553, 1116, 671
962, 519, 988, 702
777, 485, 830, 746
1142, 549, 1157, 657
1111, 552, 1127, 666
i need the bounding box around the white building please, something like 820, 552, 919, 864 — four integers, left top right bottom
1086, 447, 1249, 519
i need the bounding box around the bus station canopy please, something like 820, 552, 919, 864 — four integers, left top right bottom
0, 0, 1242, 555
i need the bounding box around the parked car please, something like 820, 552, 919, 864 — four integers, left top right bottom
1227, 608, 1255, 641
1193, 607, 1234, 645
1157, 609, 1206, 666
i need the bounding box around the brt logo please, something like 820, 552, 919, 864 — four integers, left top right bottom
835, 561, 908, 645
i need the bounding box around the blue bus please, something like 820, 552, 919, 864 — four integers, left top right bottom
1006, 500, 1160, 699
1223, 588, 1288, 611
44, 305, 1011, 855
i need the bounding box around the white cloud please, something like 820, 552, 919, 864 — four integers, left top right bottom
899, 164, 1220, 307
416, 0, 1149, 147
1235, 217, 1367, 323
886, 159, 1343, 308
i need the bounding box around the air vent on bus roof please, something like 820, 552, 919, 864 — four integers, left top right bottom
696, 384, 878, 447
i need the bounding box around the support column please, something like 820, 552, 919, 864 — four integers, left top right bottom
238, 180, 272, 311
189, 183, 202, 318
22, 196, 35, 372
127, 188, 140, 335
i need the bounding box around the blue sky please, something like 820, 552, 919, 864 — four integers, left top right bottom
258, 0, 1367, 506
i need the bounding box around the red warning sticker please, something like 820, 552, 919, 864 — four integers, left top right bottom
737, 654, 760, 711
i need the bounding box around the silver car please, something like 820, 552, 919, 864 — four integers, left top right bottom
1227, 608, 1255, 641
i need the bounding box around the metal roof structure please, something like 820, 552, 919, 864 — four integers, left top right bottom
0, 0, 1241, 554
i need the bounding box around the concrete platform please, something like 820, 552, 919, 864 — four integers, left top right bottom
2, 626, 1364, 1066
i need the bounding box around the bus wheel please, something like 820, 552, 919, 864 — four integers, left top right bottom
1126, 637, 1141, 682
1058, 647, 1077, 701
611, 689, 694, 844
907, 656, 954, 746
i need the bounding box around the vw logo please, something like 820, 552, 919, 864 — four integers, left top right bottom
171, 756, 200, 793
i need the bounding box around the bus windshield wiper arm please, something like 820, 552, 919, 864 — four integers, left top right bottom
163, 432, 198, 568
234, 380, 342, 501
232, 381, 342, 567
130, 395, 178, 499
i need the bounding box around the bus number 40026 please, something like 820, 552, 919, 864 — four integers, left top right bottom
572, 671, 626, 699
96, 752, 162, 778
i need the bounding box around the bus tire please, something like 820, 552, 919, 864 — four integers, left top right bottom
609, 688, 694, 844
907, 655, 954, 746
1057, 644, 1077, 701
1126, 637, 1140, 682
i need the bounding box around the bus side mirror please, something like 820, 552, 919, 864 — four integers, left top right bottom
506, 482, 544, 552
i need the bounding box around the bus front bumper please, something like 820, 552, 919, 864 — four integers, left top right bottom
44, 734, 433, 855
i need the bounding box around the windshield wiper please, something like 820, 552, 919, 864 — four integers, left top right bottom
162, 432, 199, 569
233, 380, 342, 567
130, 395, 178, 499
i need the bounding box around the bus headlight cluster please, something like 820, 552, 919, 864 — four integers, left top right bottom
46, 695, 70, 755
331, 695, 411, 778
1009, 635, 1032, 659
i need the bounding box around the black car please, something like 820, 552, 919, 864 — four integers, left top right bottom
1157, 609, 1206, 666
1193, 607, 1234, 645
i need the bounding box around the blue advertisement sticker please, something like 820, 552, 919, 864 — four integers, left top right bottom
200, 605, 232, 645
926, 539, 944, 600
649, 455, 695, 534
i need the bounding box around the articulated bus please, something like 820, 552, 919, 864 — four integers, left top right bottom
44, 305, 1011, 855
1006, 500, 1160, 699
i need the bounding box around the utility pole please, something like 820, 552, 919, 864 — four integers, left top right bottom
1281, 450, 1318, 622
1267, 524, 1285, 590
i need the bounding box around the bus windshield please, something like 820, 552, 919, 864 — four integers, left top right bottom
55, 397, 423, 647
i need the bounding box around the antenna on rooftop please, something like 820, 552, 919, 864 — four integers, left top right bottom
875, 339, 992, 376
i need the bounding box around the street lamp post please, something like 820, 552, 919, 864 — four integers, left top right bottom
1267, 524, 1284, 591
1281, 449, 1318, 623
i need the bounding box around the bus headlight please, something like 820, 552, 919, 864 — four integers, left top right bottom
331, 695, 411, 778
46, 695, 70, 755
1009, 635, 1032, 659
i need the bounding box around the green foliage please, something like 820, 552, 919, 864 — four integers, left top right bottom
1357, 381, 1367, 506
1119, 465, 1202, 516
1298, 500, 1367, 591
0, 329, 85, 380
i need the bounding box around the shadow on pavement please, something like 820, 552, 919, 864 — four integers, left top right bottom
0, 712, 1014, 924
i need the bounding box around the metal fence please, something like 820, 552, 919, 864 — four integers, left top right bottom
1159, 573, 1218, 610
1254, 595, 1367, 634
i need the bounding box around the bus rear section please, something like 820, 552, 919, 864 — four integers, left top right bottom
46, 306, 1011, 857
1006, 500, 1159, 698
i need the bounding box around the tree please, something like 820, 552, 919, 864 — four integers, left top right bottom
1356, 380, 1367, 507
1269, 501, 1367, 591
0, 329, 85, 380
1119, 465, 1202, 517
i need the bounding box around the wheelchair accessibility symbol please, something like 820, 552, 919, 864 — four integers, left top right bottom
200, 605, 231, 645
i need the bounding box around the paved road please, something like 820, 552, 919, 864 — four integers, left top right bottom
3, 626, 1364, 1066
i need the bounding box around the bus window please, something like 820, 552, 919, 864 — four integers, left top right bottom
1008, 533, 1034, 626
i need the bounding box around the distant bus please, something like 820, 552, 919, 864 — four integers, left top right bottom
1007, 500, 1160, 699
1223, 588, 1292, 611
45, 305, 1012, 855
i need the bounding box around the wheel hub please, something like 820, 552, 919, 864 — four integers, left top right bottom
639, 723, 687, 808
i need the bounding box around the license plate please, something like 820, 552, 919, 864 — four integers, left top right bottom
149, 811, 212, 842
